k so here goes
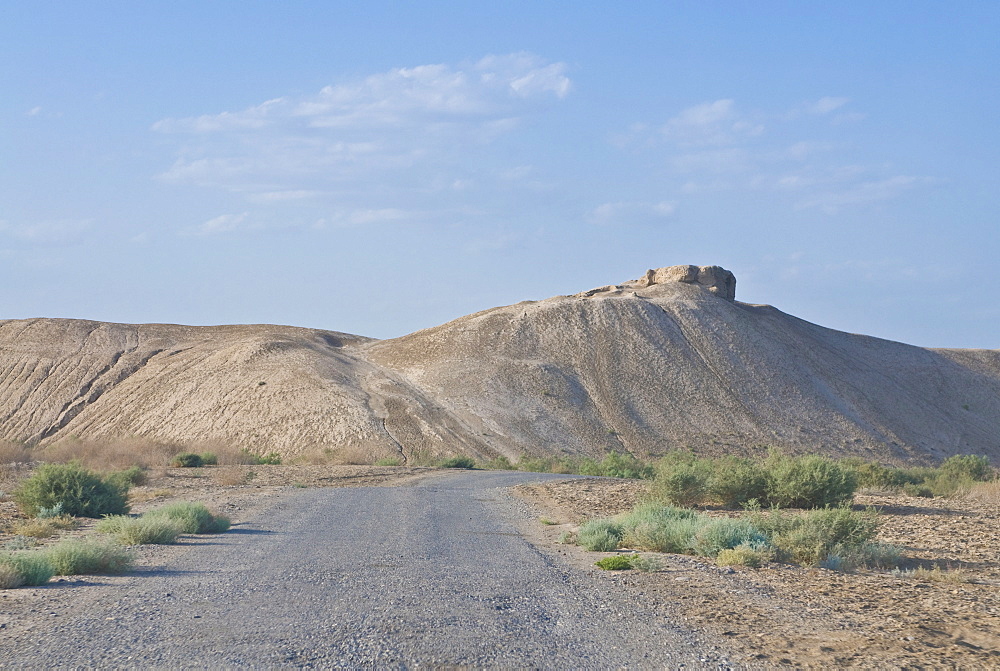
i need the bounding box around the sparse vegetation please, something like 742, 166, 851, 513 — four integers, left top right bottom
143, 501, 231, 534
170, 452, 210, 468
44, 538, 134, 575
892, 564, 973, 584
845, 453, 995, 498
649, 450, 856, 509
439, 456, 476, 469
0, 551, 54, 587
595, 553, 636, 570
96, 515, 183, 545
13, 462, 129, 518
7, 515, 76, 539
374, 457, 403, 466
512, 451, 655, 479
573, 501, 895, 570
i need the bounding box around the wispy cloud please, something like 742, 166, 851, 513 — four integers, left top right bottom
153, 53, 571, 203
0, 219, 92, 245
588, 200, 677, 225
186, 212, 250, 236
619, 97, 929, 212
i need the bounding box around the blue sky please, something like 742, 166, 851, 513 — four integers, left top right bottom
2, 2, 997, 348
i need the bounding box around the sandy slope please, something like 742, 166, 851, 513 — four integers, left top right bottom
1, 267, 998, 462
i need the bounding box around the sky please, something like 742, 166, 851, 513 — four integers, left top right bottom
1, 2, 997, 348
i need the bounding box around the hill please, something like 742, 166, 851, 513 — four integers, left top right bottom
2, 265, 998, 463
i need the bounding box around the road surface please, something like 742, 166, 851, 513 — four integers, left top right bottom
1, 470, 731, 668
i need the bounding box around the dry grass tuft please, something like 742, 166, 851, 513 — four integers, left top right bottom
7, 516, 77, 538
0, 442, 34, 465
892, 564, 973, 584
962, 480, 1000, 504
39, 437, 179, 471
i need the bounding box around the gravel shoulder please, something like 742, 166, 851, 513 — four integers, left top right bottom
513, 477, 1000, 669
1, 467, 733, 669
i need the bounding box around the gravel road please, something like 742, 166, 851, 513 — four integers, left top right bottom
1, 471, 731, 669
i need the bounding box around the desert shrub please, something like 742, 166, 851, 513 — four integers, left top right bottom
96, 515, 183, 545
689, 517, 768, 557
618, 503, 701, 553
716, 544, 773, 568
516, 456, 556, 473
577, 519, 625, 552
596, 452, 655, 480
630, 554, 662, 572
940, 454, 992, 481
754, 506, 880, 566
709, 456, 769, 507
764, 452, 857, 508
483, 456, 514, 471
439, 456, 476, 469
648, 452, 713, 507
170, 452, 204, 468
105, 465, 147, 491
239, 449, 281, 466
0, 562, 24, 589
822, 542, 900, 571
143, 501, 231, 534
0, 552, 54, 586
13, 462, 129, 518
595, 554, 635, 570
36, 501, 65, 519
374, 457, 403, 466
198, 452, 218, 466
44, 539, 134, 575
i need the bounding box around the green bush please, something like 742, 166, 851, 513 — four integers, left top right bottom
689, 517, 767, 557
96, 515, 183, 545
764, 453, 857, 509
483, 456, 514, 471
709, 457, 769, 508
44, 539, 134, 575
199, 452, 218, 466
0, 552, 53, 587
717, 544, 772, 568
170, 452, 204, 468
618, 504, 701, 553
596, 452, 654, 480
144, 501, 231, 534
940, 454, 992, 481
439, 456, 476, 469
0, 562, 23, 589
255, 452, 282, 465
374, 457, 403, 466
577, 519, 625, 551
648, 452, 712, 507
595, 554, 635, 570
105, 465, 147, 492
753, 506, 880, 566
13, 462, 129, 518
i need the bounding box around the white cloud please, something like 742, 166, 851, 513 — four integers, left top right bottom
797, 175, 932, 213
618, 97, 932, 213
589, 200, 676, 225
188, 212, 250, 236
26, 106, 42, 117
807, 97, 849, 115
153, 53, 571, 202
661, 100, 764, 147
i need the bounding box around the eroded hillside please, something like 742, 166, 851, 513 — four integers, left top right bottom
2, 265, 998, 463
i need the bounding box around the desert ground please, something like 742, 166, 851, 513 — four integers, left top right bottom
3, 464, 999, 668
